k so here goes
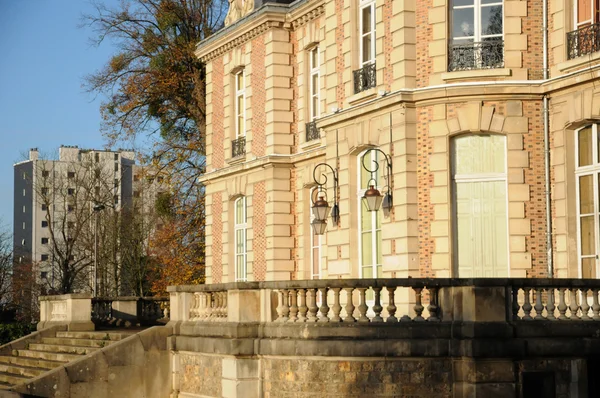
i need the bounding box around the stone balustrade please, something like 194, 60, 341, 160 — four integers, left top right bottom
509, 279, 600, 321
168, 278, 600, 326
189, 291, 228, 321
273, 281, 439, 323
92, 296, 170, 327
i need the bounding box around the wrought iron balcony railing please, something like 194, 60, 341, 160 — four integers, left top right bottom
305, 121, 320, 142
231, 136, 246, 158
567, 23, 600, 60
353, 62, 376, 94
448, 39, 504, 72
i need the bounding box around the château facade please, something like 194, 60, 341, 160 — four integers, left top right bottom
197, 0, 600, 283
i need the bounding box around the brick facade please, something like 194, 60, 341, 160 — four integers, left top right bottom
196, 0, 600, 283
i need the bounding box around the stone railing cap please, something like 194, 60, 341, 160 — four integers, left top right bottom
39, 293, 92, 301
167, 278, 600, 292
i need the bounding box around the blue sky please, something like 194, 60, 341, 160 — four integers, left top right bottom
0, 0, 122, 233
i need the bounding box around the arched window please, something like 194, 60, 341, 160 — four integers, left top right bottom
234, 197, 247, 281
575, 124, 600, 278
451, 134, 508, 277
358, 150, 382, 279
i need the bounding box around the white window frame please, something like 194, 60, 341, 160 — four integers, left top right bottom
357, 150, 382, 280
451, 0, 503, 45
234, 197, 247, 282
575, 124, 600, 279
310, 187, 322, 279
309, 46, 320, 121
359, 0, 376, 67
451, 134, 510, 277
234, 70, 246, 139
574, 0, 596, 30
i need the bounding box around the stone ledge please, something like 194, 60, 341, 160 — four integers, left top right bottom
441, 68, 512, 82
346, 87, 378, 105
172, 326, 600, 359
557, 51, 600, 73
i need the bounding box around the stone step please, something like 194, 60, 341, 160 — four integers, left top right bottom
55, 331, 132, 341
0, 355, 63, 371
14, 349, 81, 363
28, 344, 98, 356
0, 381, 14, 390
41, 337, 115, 348
0, 371, 29, 386
0, 362, 46, 378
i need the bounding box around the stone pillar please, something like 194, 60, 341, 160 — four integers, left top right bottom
228, 289, 260, 322
222, 357, 261, 398
453, 358, 516, 398
38, 294, 94, 331
439, 285, 508, 322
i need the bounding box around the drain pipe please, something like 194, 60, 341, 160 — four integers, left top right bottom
543, 0, 553, 277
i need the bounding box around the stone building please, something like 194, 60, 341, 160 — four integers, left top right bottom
198, 0, 600, 283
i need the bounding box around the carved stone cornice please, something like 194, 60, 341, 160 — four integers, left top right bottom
197, 1, 325, 63
290, 4, 325, 30
198, 19, 285, 62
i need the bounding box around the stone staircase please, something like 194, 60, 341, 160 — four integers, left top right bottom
0, 330, 134, 391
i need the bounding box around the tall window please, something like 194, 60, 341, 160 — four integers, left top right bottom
235, 70, 246, 139
567, 0, 600, 59
358, 151, 382, 279
354, 0, 377, 93
234, 197, 247, 281
575, 124, 600, 278
359, 0, 375, 67
575, 0, 597, 30
306, 47, 321, 141
309, 47, 320, 121
449, 0, 503, 71
310, 188, 322, 279
452, 134, 508, 277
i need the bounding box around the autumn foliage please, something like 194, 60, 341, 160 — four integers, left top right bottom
149, 219, 204, 294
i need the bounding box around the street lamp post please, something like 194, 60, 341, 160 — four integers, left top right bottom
92, 203, 105, 297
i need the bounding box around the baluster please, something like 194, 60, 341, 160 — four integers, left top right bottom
386, 286, 397, 323
318, 287, 329, 322
330, 288, 342, 322
512, 288, 520, 321
163, 301, 170, 320
569, 289, 580, 320
591, 288, 600, 320
281, 289, 290, 322
297, 289, 308, 322
534, 288, 544, 320
195, 293, 204, 321
289, 289, 298, 322
213, 293, 219, 320
413, 287, 424, 322
356, 287, 369, 323
222, 291, 228, 320
276, 290, 285, 322
546, 289, 556, 320
307, 289, 319, 322
581, 289, 591, 321
343, 287, 356, 322
219, 292, 226, 321
372, 287, 383, 322
558, 288, 568, 320
427, 287, 440, 322
188, 294, 195, 320
522, 288, 533, 321
212, 292, 220, 321
199, 292, 207, 319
